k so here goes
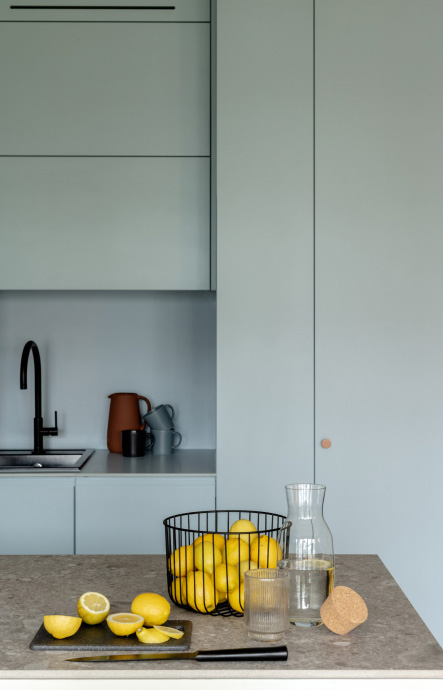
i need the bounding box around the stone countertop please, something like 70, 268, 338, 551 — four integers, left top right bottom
0, 554, 441, 680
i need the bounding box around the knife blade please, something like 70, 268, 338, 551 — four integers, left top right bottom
67, 645, 288, 663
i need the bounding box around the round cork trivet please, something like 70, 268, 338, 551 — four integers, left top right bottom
320, 585, 368, 635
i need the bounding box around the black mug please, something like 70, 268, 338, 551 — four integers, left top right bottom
121, 429, 154, 458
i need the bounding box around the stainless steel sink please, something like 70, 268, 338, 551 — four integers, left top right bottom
0, 449, 95, 472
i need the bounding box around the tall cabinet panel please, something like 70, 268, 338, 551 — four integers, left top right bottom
216, 0, 315, 513
315, 0, 443, 645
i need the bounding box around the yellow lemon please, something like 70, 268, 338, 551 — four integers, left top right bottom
131, 593, 170, 627
43, 615, 82, 640
214, 563, 240, 593
194, 533, 226, 552
186, 571, 219, 613
136, 626, 170, 644
216, 589, 228, 603
107, 612, 144, 636
170, 577, 188, 605
238, 560, 259, 582
228, 583, 245, 613
77, 592, 110, 625
250, 535, 283, 568
225, 538, 249, 566
168, 545, 194, 577
153, 625, 184, 639
194, 542, 222, 575
229, 519, 258, 544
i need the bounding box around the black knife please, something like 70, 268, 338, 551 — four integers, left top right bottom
67, 645, 288, 663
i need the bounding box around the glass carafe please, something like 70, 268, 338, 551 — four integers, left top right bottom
278, 483, 334, 627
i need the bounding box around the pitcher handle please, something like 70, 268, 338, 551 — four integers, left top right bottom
137, 395, 151, 430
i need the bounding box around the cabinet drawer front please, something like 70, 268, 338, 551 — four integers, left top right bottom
75, 478, 216, 554
0, 480, 74, 555
0, 157, 210, 289
0, 22, 209, 155
0, 0, 210, 22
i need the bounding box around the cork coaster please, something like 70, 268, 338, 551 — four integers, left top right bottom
320, 585, 368, 635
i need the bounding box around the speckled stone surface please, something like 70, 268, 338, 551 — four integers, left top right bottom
0, 554, 441, 679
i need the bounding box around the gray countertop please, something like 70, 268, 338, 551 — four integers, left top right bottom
0, 554, 441, 680
0, 449, 216, 478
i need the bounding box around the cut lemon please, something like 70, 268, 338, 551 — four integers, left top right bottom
294, 558, 332, 570
131, 592, 170, 627
107, 612, 144, 636
136, 627, 170, 644
152, 625, 184, 639
43, 615, 82, 640
77, 592, 110, 625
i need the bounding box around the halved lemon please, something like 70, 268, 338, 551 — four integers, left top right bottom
136, 626, 170, 644
153, 625, 184, 639
107, 612, 144, 636
43, 615, 82, 639
77, 592, 110, 625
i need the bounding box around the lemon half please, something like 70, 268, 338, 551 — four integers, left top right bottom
77, 592, 110, 625
107, 612, 144, 636
43, 615, 82, 639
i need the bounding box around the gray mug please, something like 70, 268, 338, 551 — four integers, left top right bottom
143, 404, 175, 431
152, 428, 182, 455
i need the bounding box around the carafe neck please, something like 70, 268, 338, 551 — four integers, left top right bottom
285, 483, 326, 521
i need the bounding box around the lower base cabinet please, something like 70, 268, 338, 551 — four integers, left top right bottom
0, 478, 75, 555
75, 477, 216, 555
0, 476, 215, 555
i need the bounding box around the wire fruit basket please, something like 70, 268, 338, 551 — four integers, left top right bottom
163, 509, 288, 617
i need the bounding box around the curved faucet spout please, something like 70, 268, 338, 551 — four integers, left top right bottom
20, 340, 42, 420
20, 340, 58, 454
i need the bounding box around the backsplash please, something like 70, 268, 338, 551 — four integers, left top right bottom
0, 291, 216, 450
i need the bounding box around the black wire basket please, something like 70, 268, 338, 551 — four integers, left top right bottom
163, 509, 288, 616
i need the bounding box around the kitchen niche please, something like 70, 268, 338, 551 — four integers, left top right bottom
0, 291, 216, 452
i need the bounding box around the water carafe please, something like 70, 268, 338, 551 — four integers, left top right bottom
279, 483, 334, 627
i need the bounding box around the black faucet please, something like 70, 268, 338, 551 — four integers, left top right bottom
20, 340, 58, 454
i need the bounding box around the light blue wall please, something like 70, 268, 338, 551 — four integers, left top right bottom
0, 291, 216, 450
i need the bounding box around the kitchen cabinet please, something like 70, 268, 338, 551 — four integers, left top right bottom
75, 476, 216, 554
216, 0, 443, 647
0, 0, 211, 290
0, 477, 74, 555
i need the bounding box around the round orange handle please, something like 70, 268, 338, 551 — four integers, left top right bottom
321, 439, 331, 449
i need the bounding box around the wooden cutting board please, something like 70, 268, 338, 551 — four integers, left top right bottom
30, 619, 192, 652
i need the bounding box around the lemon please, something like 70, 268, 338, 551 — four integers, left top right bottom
228, 583, 244, 613
214, 563, 240, 593
186, 571, 219, 613
238, 560, 259, 582
136, 626, 170, 644
107, 612, 144, 636
229, 519, 258, 544
294, 558, 332, 570
168, 545, 194, 577
43, 615, 82, 640
250, 535, 283, 568
224, 538, 249, 566
194, 542, 223, 575
216, 589, 228, 603
153, 625, 184, 639
170, 577, 188, 605
194, 533, 226, 552
131, 592, 170, 627
77, 592, 110, 625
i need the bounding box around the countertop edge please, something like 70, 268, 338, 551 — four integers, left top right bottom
1, 669, 442, 680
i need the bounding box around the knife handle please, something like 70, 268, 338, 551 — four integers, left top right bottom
195, 645, 288, 662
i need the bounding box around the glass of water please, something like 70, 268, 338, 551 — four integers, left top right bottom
243, 568, 290, 641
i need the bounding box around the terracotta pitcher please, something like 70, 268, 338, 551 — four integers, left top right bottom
107, 392, 151, 454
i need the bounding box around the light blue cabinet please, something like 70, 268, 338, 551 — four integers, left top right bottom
0, 478, 74, 555
75, 477, 216, 554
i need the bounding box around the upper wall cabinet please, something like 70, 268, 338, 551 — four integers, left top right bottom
0, 21, 209, 155
0, 0, 211, 290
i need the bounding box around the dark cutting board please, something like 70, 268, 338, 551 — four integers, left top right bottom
30, 619, 192, 652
